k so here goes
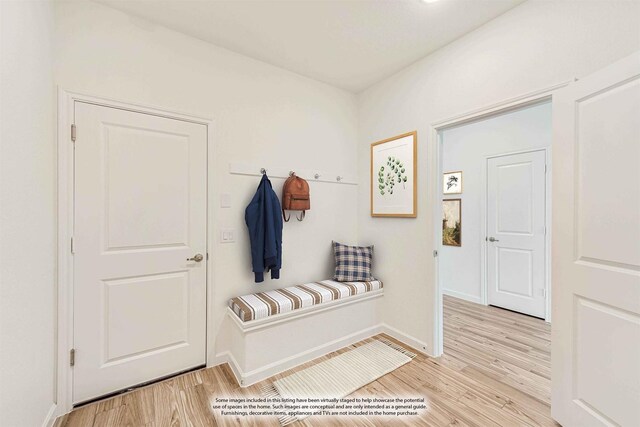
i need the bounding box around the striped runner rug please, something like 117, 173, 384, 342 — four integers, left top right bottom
261, 338, 416, 426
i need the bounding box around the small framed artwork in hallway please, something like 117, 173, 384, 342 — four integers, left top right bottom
442, 199, 462, 247
443, 171, 463, 194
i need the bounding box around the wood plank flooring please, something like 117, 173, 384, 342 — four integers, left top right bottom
54, 295, 556, 426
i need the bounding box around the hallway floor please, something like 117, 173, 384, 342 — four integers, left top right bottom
55, 295, 555, 426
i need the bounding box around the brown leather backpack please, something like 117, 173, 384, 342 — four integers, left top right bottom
282, 174, 310, 222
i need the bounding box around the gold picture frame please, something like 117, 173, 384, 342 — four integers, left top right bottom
442, 198, 462, 247
370, 131, 417, 217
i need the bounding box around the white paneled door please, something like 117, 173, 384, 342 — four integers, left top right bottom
552, 51, 640, 426
73, 102, 207, 404
487, 150, 547, 318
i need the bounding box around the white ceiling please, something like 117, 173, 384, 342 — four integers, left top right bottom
95, 0, 525, 93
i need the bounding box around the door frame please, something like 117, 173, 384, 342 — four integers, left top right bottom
430, 80, 571, 356
481, 147, 551, 321
55, 89, 215, 415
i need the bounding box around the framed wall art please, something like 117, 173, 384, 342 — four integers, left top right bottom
442, 198, 461, 247
370, 131, 417, 217
443, 171, 462, 194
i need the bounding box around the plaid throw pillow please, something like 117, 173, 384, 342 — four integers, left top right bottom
332, 241, 375, 282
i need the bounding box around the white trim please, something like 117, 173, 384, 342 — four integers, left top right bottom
210, 351, 244, 386
432, 129, 444, 357
55, 89, 215, 416
442, 288, 483, 305
62, 91, 214, 124
227, 289, 384, 332
205, 107, 218, 366
431, 80, 571, 356
544, 148, 553, 324
55, 88, 74, 418
432, 80, 574, 130
211, 322, 429, 388
381, 324, 431, 356
42, 403, 58, 427
481, 147, 551, 319
480, 153, 488, 306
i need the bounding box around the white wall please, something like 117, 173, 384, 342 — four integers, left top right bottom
0, 0, 56, 425
54, 0, 359, 368
357, 0, 640, 354
440, 101, 552, 303
7, 0, 637, 421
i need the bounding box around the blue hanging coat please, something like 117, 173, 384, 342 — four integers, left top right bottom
245, 174, 283, 282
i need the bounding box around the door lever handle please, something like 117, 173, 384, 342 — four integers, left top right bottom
187, 253, 204, 262
488, 237, 499, 242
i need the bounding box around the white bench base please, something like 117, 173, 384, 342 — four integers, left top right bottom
217, 290, 384, 387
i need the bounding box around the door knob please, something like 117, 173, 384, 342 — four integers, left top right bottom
187, 253, 204, 262
488, 237, 499, 242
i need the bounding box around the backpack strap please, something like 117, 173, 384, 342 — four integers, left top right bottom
283, 206, 291, 222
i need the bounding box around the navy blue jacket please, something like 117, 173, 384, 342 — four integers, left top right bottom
245, 174, 283, 282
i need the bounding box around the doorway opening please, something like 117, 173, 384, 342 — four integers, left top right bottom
437, 100, 552, 318
433, 98, 553, 417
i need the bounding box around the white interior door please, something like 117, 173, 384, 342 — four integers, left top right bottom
73, 102, 208, 404
552, 51, 640, 426
487, 150, 546, 318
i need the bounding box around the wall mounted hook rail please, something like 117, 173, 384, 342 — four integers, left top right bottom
229, 163, 357, 185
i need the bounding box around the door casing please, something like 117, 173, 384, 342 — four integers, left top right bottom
56, 89, 215, 415
431, 80, 571, 356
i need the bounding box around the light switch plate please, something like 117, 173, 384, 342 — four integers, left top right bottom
220, 228, 235, 243
220, 193, 232, 208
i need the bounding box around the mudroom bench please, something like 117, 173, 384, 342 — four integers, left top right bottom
224, 280, 384, 386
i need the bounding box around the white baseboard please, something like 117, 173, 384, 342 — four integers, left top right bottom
380, 324, 432, 357
210, 351, 229, 367
211, 350, 244, 386
211, 322, 439, 387
43, 403, 58, 427
214, 324, 384, 387
442, 288, 483, 305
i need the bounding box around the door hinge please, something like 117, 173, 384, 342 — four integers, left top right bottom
71, 124, 76, 142
70, 349, 76, 366
544, 164, 547, 173
433, 250, 438, 257
70, 237, 74, 254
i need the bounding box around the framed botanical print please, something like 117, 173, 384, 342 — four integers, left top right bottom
370, 131, 417, 217
442, 199, 461, 246
443, 171, 462, 194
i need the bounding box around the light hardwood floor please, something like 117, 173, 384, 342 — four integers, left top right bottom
54, 296, 555, 426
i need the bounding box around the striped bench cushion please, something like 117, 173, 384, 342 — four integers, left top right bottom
228, 280, 383, 322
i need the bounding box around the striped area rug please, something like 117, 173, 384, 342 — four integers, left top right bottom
261, 338, 416, 426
